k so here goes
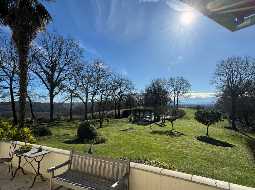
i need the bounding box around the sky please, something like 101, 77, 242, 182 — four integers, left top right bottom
2, 0, 255, 104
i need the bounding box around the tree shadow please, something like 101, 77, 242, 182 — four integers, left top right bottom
120, 127, 136, 132
151, 130, 184, 137
247, 139, 255, 161
196, 136, 234, 148
63, 138, 83, 144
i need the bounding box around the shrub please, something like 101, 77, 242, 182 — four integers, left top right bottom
14, 127, 36, 143
169, 109, 186, 119
195, 109, 222, 136
77, 122, 98, 141
0, 119, 36, 143
0, 119, 13, 140
33, 126, 52, 137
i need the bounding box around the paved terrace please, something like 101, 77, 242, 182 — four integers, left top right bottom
0, 164, 68, 190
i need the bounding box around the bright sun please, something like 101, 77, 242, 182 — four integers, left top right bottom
180, 11, 195, 26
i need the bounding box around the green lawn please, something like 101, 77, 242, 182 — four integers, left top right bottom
37, 109, 255, 187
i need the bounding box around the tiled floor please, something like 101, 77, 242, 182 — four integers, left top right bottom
0, 164, 67, 190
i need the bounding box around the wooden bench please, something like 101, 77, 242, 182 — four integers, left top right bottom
48, 151, 130, 190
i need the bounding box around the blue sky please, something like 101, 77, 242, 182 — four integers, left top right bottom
2, 0, 255, 104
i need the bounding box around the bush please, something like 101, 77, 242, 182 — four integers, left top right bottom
169, 109, 186, 119
0, 119, 36, 143
33, 126, 52, 137
77, 122, 98, 141
195, 109, 222, 136
0, 119, 13, 140
14, 127, 36, 143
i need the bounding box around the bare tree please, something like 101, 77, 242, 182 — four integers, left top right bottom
0, 37, 18, 124
31, 32, 82, 121
75, 62, 94, 120
88, 60, 111, 119
213, 56, 255, 130
63, 61, 84, 121
167, 77, 191, 109
111, 74, 134, 118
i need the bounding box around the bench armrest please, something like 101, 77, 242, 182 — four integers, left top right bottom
47, 160, 71, 174
111, 173, 129, 189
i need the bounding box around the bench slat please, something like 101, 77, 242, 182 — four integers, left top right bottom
50, 151, 130, 190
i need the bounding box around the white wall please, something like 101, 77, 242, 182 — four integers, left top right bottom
0, 141, 254, 190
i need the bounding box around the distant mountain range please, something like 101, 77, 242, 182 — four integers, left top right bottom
181, 97, 217, 106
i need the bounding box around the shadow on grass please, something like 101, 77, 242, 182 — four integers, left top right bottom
197, 136, 234, 148
151, 130, 184, 137
247, 139, 255, 160
63, 138, 83, 144
120, 127, 136, 132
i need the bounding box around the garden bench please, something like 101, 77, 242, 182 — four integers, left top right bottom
48, 151, 130, 190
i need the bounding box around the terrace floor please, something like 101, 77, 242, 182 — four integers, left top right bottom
0, 164, 67, 190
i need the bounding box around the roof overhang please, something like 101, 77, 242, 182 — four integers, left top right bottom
180, 0, 255, 31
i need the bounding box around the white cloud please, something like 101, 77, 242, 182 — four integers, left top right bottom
185, 92, 216, 99
166, 0, 192, 12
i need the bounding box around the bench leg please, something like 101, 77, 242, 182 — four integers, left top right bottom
49, 178, 52, 190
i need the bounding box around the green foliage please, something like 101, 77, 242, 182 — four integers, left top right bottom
195, 109, 222, 136
0, 119, 14, 140
33, 126, 52, 137
0, 119, 35, 143
168, 109, 186, 119
144, 79, 169, 116
14, 127, 36, 143
77, 122, 98, 140
195, 109, 222, 126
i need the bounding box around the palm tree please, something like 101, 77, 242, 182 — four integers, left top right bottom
0, 0, 52, 127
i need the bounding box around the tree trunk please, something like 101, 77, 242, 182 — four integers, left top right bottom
231, 96, 237, 130
176, 93, 179, 109
27, 95, 36, 121
9, 78, 17, 125
117, 103, 121, 118
69, 92, 73, 121
114, 101, 117, 118
173, 95, 176, 108
171, 121, 174, 131
49, 90, 54, 122
84, 91, 88, 120
206, 125, 209, 136
91, 97, 94, 119
99, 94, 103, 128
17, 46, 29, 128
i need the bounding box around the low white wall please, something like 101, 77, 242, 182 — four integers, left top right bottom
0, 141, 254, 190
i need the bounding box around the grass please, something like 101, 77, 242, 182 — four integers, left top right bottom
37, 108, 255, 187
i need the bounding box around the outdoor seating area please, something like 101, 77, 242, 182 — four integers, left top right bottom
0, 141, 255, 190
0, 164, 67, 190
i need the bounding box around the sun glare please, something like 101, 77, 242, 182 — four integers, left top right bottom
180, 11, 195, 26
